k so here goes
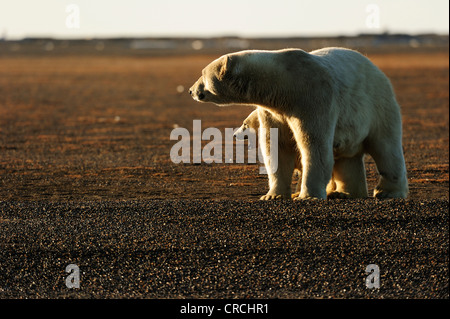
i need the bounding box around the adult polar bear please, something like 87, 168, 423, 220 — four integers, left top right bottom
190, 47, 408, 199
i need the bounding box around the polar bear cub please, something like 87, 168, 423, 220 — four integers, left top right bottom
190, 47, 408, 199
233, 109, 259, 149
234, 109, 302, 199
234, 109, 360, 200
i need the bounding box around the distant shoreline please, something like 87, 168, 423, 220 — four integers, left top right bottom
1, 33, 448, 57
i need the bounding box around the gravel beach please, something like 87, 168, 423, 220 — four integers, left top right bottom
0, 199, 447, 299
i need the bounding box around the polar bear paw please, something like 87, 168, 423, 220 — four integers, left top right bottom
293, 196, 323, 201
374, 188, 407, 199
327, 191, 351, 199
260, 194, 291, 200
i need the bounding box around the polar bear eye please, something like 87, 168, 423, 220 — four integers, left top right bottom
204, 77, 219, 95
204, 77, 211, 91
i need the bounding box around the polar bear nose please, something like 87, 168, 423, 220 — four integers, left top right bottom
189, 85, 205, 100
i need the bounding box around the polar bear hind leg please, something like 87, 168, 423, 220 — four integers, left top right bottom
366, 137, 408, 199
327, 154, 368, 199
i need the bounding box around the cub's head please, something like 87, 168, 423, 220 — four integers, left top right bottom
189, 54, 247, 106
233, 110, 260, 149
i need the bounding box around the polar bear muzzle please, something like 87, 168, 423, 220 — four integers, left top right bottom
189, 81, 206, 101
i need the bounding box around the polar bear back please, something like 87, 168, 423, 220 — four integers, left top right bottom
310, 48, 401, 158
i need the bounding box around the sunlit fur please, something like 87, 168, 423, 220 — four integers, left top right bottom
190, 48, 408, 199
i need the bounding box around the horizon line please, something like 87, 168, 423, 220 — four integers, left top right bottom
2, 31, 449, 42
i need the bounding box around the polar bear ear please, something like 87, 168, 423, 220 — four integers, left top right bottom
218, 55, 232, 80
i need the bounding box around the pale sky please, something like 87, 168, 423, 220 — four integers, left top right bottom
0, 0, 448, 39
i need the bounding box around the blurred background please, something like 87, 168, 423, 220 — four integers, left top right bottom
1, 0, 449, 37
0, 0, 448, 54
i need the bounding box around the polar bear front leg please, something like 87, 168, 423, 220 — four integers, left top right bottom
260, 147, 296, 200
258, 122, 295, 200
297, 146, 333, 199
287, 119, 334, 200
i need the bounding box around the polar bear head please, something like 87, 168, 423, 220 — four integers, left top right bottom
189, 50, 282, 106
233, 110, 259, 149
189, 54, 240, 106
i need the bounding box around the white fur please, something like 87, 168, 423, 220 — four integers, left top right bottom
190, 47, 409, 199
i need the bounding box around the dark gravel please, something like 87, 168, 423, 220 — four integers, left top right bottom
0, 199, 448, 299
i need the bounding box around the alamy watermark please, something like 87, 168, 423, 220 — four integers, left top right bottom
170, 120, 278, 174
366, 4, 380, 29
65, 264, 80, 289
365, 264, 380, 289
65, 4, 80, 29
